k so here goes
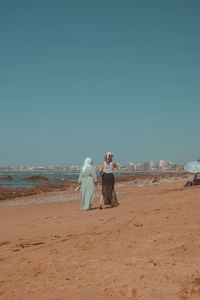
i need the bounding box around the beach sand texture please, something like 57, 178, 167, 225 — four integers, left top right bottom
0, 180, 200, 299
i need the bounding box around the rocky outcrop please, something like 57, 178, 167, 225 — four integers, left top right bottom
0, 175, 12, 180
22, 176, 49, 181
0, 181, 78, 200
0, 172, 189, 201
152, 177, 159, 183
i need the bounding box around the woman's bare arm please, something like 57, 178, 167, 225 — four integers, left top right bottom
112, 162, 117, 168
99, 161, 104, 172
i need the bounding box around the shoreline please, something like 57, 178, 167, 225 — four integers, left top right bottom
0, 172, 193, 206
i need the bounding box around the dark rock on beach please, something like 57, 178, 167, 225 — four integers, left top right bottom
0, 175, 12, 181
152, 177, 159, 183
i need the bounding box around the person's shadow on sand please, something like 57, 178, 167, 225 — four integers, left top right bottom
88, 206, 114, 211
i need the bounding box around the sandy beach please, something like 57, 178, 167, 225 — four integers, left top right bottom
1, 175, 200, 300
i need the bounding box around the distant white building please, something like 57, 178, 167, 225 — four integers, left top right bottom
157, 160, 177, 171
135, 161, 154, 171
35, 166, 45, 170
158, 160, 166, 168
126, 162, 135, 171
70, 166, 81, 171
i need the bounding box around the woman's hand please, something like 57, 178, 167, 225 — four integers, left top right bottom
112, 162, 117, 168
75, 185, 80, 192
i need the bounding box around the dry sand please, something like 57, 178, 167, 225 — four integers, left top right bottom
0, 179, 200, 300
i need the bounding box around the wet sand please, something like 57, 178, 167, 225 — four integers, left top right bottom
1, 178, 200, 299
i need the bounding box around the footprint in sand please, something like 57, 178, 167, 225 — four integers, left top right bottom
11, 248, 20, 252
13, 241, 46, 250
133, 223, 143, 227
0, 258, 6, 262
179, 276, 200, 300
102, 217, 116, 224
190, 277, 200, 299
49, 249, 59, 255
118, 285, 138, 298
0, 241, 10, 246
103, 286, 114, 297
51, 235, 61, 240
170, 244, 187, 256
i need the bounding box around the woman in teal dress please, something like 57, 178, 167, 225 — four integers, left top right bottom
78, 158, 97, 210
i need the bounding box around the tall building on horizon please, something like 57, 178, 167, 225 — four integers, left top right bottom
158, 160, 166, 168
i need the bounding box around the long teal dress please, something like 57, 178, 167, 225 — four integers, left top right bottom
78, 166, 97, 210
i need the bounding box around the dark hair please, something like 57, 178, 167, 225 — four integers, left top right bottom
104, 154, 112, 163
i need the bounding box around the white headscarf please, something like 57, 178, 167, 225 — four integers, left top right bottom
82, 157, 92, 172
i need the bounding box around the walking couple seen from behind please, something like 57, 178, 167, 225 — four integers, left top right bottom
78, 152, 119, 211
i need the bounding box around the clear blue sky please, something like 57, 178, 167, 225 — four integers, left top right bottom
1, 0, 200, 167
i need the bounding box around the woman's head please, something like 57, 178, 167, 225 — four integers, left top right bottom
82, 157, 92, 171
105, 152, 113, 163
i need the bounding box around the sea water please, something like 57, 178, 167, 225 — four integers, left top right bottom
0, 170, 161, 189
0, 171, 79, 188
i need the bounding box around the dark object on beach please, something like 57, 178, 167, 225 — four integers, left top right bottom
185, 173, 200, 187
0, 175, 12, 181
16, 241, 45, 248
185, 181, 193, 187
152, 177, 159, 183
32, 242, 45, 246
134, 223, 143, 227
22, 175, 49, 181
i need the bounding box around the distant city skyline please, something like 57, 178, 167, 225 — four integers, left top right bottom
1, 1, 200, 167
0, 159, 182, 170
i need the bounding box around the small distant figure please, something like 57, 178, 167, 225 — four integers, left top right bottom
78, 158, 97, 211
99, 152, 119, 209
185, 173, 200, 187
